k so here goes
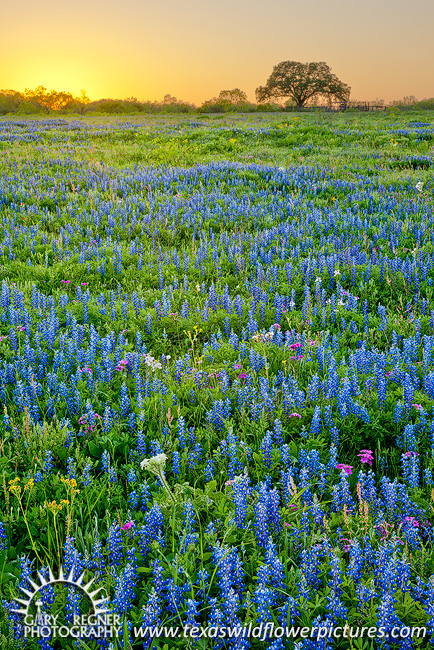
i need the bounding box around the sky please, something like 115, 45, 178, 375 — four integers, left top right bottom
1, 0, 433, 105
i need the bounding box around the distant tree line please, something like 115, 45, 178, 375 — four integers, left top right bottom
1, 64, 433, 116
0, 86, 286, 116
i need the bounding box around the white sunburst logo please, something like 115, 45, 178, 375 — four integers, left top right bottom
11, 565, 121, 640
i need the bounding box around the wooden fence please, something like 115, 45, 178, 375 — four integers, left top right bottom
286, 103, 386, 112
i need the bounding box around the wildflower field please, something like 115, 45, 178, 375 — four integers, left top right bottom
1, 110, 434, 649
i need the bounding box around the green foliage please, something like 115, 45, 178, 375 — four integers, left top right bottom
256, 60, 351, 108
1, 111, 434, 647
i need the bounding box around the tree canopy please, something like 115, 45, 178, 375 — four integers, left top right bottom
217, 88, 248, 104
256, 61, 351, 108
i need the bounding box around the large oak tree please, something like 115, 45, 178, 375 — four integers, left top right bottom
256, 61, 351, 109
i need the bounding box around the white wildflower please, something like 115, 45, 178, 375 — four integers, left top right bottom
143, 353, 162, 370
140, 453, 175, 503
140, 453, 167, 473
416, 181, 423, 193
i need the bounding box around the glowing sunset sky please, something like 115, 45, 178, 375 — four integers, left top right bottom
1, 0, 433, 104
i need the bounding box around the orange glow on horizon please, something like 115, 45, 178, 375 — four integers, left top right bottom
1, 0, 433, 106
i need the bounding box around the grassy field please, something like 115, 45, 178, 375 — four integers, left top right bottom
0, 110, 434, 649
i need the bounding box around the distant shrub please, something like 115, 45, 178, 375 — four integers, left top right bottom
16, 101, 44, 115
0, 90, 25, 115
257, 102, 284, 112
416, 98, 434, 110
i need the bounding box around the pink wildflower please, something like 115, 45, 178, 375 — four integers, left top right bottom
121, 521, 134, 531
337, 464, 353, 476
289, 342, 302, 350
375, 525, 387, 539
412, 403, 423, 410
357, 449, 373, 466
289, 413, 301, 418
403, 517, 419, 527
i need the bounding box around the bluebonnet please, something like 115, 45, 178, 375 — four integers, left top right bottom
138, 504, 165, 559
107, 521, 123, 567
401, 452, 420, 488
180, 500, 198, 552
141, 482, 151, 510
184, 598, 200, 627
66, 457, 76, 480
177, 416, 187, 449
332, 469, 355, 512
113, 551, 138, 615
43, 450, 53, 475
297, 545, 323, 598
260, 431, 273, 468
254, 482, 280, 546
207, 598, 226, 649
230, 470, 251, 529
172, 450, 181, 476
65, 585, 82, 624
128, 490, 139, 509
88, 533, 105, 582
205, 458, 215, 480
206, 398, 232, 432
82, 460, 92, 486
137, 431, 146, 458
188, 443, 202, 471
0, 521, 7, 550
141, 587, 162, 629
